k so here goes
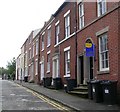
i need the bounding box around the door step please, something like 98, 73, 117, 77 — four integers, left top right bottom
68, 85, 88, 98
46, 85, 55, 89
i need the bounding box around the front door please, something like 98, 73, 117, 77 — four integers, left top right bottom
78, 55, 94, 85
80, 56, 84, 84
79, 55, 84, 84
31, 64, 34, 81
41, 62, 44, 80
89, 57, 93, 79
53, 58, 59, 78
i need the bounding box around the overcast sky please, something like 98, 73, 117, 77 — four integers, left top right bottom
0, 0, 65, 68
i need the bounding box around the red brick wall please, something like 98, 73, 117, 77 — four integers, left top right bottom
77, 8, 119, 79
118, 2, 120, 104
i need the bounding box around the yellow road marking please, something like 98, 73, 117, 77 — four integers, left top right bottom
16, 83, 70, 111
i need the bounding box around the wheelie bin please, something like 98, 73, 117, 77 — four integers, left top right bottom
91, 80, 103, 103
101, 80, 118, 105
66, 79, 77, 91
43, 77, 52, 87
53, 77, 63, 90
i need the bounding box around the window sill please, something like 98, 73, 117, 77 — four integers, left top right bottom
54, 44, 59, 47
63, 75, 70, 78
47, 44, 51, 48
35, 73, 38, 76
46, 71, 50, 74
97, 70, 110, 75
41, 49, 44, 52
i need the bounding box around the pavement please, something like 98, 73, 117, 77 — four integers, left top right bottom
14, 80, 120, 111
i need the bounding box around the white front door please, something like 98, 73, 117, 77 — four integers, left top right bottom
31, 64, 34, 81
53, 57, 59, 78
41, 62, 44, 80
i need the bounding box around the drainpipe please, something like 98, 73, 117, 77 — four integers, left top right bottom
38, 33, 41, 84
74, 2, 77, 82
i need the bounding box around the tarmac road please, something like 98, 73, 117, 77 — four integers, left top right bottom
1, 80, 70, 111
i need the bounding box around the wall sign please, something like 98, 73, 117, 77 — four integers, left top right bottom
85, 39, 95, 57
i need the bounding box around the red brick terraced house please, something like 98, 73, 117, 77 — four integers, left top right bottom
39, 16, 55, 84
16, 0, 120, 104
27, 29, 41, 83
76, 0, 120, 103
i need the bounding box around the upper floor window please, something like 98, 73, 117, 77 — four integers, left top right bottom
25, 51, 27, 65
79, 2, 84, 29
29, 37, 31, 44
47, 51, 51, 72
29, 48, 31, 59
64, 46, 70, 77
35, 60, 38, 75
36, 40, 38, 55
64, 10, 70, 38
41, 34, 44, 51
55, 25, 60, 45
99, 33, 109, 71
32, 44, 35, 57
47, 27, 51, 47
97, 0, 106, 17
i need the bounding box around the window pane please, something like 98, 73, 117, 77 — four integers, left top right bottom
106, 59, 109, 68
102, 60, 104, 68
99, 33, 109, 70
65, 15, 70, 37
67, 60, 70, 73
65, 50, 70, 75
101, 53, 104, 61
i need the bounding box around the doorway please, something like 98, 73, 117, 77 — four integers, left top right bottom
79, 55, 84, 84
41, 62, 44, 80
78, 55, 94, 85
89, 57, 93, 80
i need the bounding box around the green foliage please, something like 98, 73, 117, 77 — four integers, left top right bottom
0, 57, 16, 79
6, 57, 16, 77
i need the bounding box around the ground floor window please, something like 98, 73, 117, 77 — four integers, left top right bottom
99, 33, 109, 71
64, 49, 70, 77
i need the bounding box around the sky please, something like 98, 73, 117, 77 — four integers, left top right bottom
0, 0, 65, 68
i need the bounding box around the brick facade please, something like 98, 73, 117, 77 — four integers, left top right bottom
17, 1, 120, 104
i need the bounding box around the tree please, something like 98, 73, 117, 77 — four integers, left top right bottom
6, 57, 16, 79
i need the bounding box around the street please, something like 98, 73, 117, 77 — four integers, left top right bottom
1, 80, 69, 111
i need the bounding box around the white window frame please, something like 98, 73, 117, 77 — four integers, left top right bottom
40, 56, 44, 80
47, 26, 51, 47
35, 59, 38, 75
55, 24, 60, 45
99, 33, 109, 71
47, 51, 51, 72
41, 34, 44, 51
52, 55, 59, 78
36, 40, 38, 55
32, 44, 35, 58
79, 2, 84, 29
25, 51, 27, 66
97, 0, 107, 17
64, 47, 70, 77
64, 10, 70, 38
29, 48, 31, 59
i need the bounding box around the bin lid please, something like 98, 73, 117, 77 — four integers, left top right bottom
87, 79, 94, 83
101, 80, 118, 85
91, 80, 101, 84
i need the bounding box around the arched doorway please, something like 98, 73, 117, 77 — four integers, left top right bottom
77, 38, 94, 85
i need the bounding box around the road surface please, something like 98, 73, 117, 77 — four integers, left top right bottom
1, 80, 69, 111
